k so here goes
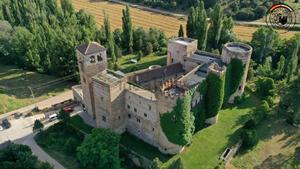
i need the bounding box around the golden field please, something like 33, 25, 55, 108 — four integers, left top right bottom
71, 0, 298, 41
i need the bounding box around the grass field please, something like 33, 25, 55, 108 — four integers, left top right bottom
163, 92, 260, 169
116, 54, 166, 73
231, 114, 300, 169
71, 0, 299, 41
0, 65, 72, 114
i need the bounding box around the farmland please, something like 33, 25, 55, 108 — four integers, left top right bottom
71, 0, 299, 41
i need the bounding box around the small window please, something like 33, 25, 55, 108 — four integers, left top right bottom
171, 58, 174, 63
134, 108, 137, 112
90, 55, 96, 63
128, 114, 131, 118
137, 118, 140, 123
97, 54, 103, 62
102, 116, 106, 122
239, 85, 242, 91
144, 113, 147, 117
100, 96, 104, 101
83, 77, 86, 83
127, 104, 130, 109
149, 105, 151, 110
118, 116, 121, 120
152, 128, 155, 131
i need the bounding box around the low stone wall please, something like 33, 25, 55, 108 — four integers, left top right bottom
158, 126, 184, 155
205, 114, 219, 125
120, 145, 152, 168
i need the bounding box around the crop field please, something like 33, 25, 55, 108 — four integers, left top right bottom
71, 0, 299, 41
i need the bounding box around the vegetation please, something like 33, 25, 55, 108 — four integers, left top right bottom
160, 93, 195, 146
35, 122, 83, 169
33, 119, 44, 132
0, 143, 53, 169
0, 64, 71, 114
201, 73, 225, 118
149, 158, 163, 169
77, 129, 121, 169
58, 109, 71, 124
163, 92, 260, 168
224, 58, 245, 102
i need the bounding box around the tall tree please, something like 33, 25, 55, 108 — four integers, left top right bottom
122, 5, 133, 54
178, 24, 184, 37
104, 14, 116, 63
251, 27, 279, 64
208, 3, 223, 50
186, 7, 196, 38
77, 129, 121, 169
286, 38, 299, 82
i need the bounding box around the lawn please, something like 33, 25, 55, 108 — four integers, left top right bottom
231, 114, 300, 169
0, 64, 72, 114
116, 54, 166, 73
120, 132, 171, 162
69, 115, 93, 134
163, 92, 260, 169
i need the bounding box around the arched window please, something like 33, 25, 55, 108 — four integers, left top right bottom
97, 54, 103, 62
90, 55, 96, 63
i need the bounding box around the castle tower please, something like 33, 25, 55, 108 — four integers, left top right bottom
221, 42, 253, 103
76, 42, 107, 119
167, 37, 198, 66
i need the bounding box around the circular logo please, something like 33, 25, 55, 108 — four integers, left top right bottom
266, 4, 296, 32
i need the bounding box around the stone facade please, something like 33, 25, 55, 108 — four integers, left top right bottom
74, 38, 252, 155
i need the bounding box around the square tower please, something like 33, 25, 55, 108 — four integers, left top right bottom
167, 37, 198, 66
76, 42, 107, 119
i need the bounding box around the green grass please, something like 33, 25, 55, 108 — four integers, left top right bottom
70, 115, 93, 134
163, 92, 260, 169
0, 64, 72, 114
35, 122, 83, 169
120, 132, 171, 162
116, 54, 166, 73
231, 114, 300, 169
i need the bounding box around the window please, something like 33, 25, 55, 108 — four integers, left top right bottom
171, 58, 174, 63
152, 128, 155, 131
148, 105, 151, 110
144, 113, 147, 117
137, 118, 140, 123
97, 54, 103, 62
127, 104, 130, 109
83, 77, 86, 83
128, 114, 131, 118
118, 116, 121, 120
134, 108, 137, 112
90, 55, 96, 63
102, 116, 106, 122
100, 96, 104, 101
239, 85, 242, 91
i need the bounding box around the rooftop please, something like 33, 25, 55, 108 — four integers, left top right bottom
94, 70, 123, 85
76, 42, 106, 55
171, 37, 197, 46
224, 42, 252, 53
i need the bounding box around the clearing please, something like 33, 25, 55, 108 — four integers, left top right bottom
231, 115, 300, 169
71, 0, 299, 41
0, 64, 72, 114
163, 92, 260, 169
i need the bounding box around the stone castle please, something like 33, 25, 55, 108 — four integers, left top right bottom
72, 38, 252, 154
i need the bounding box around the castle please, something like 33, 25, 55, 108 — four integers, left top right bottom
72, 37, 252, 154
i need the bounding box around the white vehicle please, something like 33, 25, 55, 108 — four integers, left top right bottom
48, 113, 57, 121
0, 125, 3, 131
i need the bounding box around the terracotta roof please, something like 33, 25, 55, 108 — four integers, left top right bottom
76, 42, 106, 55
134, 63, 184, 83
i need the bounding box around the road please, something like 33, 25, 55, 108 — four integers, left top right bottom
0, 90, 73, 120
0, 106, 83, 169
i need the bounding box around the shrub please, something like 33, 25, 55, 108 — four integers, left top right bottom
241, 129, 258, 149
244, 118, 256, 129
64, 138, 80, 154
145, 42, 153, 55
236, 8, 255, 21
255, 77, 275, 97
254, 6, 267, 19
259, 100, 270, 116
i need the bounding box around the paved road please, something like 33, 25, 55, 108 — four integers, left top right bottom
0, 107, 83, 169
0, 90, 73, 119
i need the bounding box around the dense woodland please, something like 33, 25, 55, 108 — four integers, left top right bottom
123, 0, 282, 21
0, 0, 167, 77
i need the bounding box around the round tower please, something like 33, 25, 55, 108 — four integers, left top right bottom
221, 42, 253, 103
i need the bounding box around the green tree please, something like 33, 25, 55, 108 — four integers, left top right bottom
33, 120, 44, 132
255, 77, 275, 97
77, 129, 121, 169
149, 157, 162, 169
251, 27, 279, 63
178, 24, 184, 37
208, 3, 223, 50
58, 110, 70, 124
122, 5, 133, 54
275, 55, 286, 78
137, 50, 143, 61
241, 129, 258, 149
104, 14, 116, 63
204, 72, 225, 118
0, 144, 53, 169
286, 38, 299, 82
